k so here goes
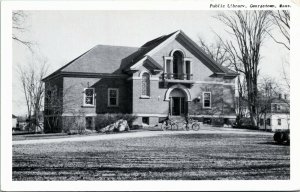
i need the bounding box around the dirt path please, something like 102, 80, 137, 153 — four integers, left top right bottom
13, 128, 273, 145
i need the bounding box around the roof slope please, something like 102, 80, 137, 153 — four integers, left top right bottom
120, 31, 178, 71
43, 30, 238, 80
61, 45, 138, 74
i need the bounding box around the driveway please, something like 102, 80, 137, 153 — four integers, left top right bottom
13, 127, 273, 145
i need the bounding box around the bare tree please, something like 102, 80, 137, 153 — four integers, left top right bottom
12, 10, 33, 51
280, 58, 290, 94
215, 11, 272, 126
198, 38, 231, 67
257, 77, 290, 130
18, 56, 48, 132
198, 37, 249, 125
257, 77, 280, 128
268, 10, 290, 50
44, 84, 71, 133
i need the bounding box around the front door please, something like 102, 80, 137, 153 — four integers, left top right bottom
171, 97, 185, 116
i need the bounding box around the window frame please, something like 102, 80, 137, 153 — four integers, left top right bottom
108, 88, 119, 107
184, 58, 193, 77
278, 118, 281, 125
260, 118, 264, 126
202, 92, 212, 109
141, 72, 150, 98
277, 104, 281, 111
83, 88, 95, 107
267, 118, 271, 126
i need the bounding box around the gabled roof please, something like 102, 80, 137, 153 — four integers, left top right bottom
271, 98, 290, 104
43, 45, 139, 80
126, 30, 237, 77
43, 30, 238, 81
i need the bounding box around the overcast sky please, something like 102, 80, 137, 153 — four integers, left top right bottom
12, 10, 289, 116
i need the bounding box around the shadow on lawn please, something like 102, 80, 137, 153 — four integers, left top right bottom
13, 166, 183, 173
257, 141, 290, 146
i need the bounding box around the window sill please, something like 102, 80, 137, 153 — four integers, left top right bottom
107, 105, 119, 108
81, 105, 95, 108
140, 95, 151, 99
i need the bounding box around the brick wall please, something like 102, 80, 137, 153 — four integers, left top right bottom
151, 39, 217, 81
132, 78, 169, 115
63, 77, 98, 115
44, 77, 63, 132
94, 77, 132, 114
188, 83, 235, 117
63, 76, 133, 115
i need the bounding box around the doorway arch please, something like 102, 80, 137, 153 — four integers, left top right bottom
164, 84, 191, 116
164, 84, 191, 102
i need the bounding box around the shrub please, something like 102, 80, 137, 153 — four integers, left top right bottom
95, 113, 137, 132
211, 118, 224, 127
63, 116, 86, 134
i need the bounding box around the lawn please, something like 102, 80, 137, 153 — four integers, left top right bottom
13, 131, 290, 180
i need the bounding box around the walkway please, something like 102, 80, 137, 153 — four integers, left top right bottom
12, 127, 272, 145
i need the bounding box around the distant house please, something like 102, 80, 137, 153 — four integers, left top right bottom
12, 114, 18, 129
43, 30, 238, 133
259, 93, 290, 132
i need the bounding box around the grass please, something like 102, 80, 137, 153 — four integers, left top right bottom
13, 131, 290, 180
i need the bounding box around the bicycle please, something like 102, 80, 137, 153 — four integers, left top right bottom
183, 117, 201, 131
161, 118, 179, 131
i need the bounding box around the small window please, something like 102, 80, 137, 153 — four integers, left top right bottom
278, 118, 281, 125
108, 88, 119, 107
203, 92, 211, 108
83, 88, 95, 106
203, 118, 212, 124
86, 117, 94, 130
284, 94, 288, 100
273, 104, 277, 111
277, 105, 281, 111
142, 117, 149, 125
267, 118, 271, 126
278, 94, 282, 99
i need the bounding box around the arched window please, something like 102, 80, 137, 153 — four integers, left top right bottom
173, 51, 184, 79
141, 73, 150, 97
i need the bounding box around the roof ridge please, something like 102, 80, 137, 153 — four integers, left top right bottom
140, 30, 179, 48
94, 44, 139, 49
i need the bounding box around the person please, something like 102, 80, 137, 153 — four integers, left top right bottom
185, 113, 190, 130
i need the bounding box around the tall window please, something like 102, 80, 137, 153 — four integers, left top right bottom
267, 118, 271, 126
203, 92, 211, 108
108, 88, 119, 107
278, 118, 281, 125
83, 88, 95, 106
260, 119, 264, 126
173, 51, 183, 79
142, 73, 150, 97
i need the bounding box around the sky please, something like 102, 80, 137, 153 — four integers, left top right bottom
12, 10, 289, 116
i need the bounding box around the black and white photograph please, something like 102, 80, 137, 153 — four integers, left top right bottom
1, 0, 300, 191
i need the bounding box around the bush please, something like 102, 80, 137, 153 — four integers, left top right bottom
211, 118, 224, 127
95, 113, 137, 132
63, 116, 86, 134
240, 125, 259, 130
274, 129, 290, 144
232, 117, 259, 130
